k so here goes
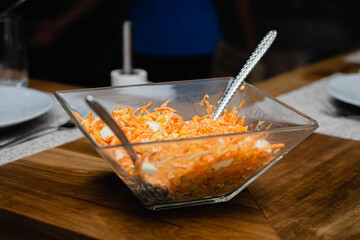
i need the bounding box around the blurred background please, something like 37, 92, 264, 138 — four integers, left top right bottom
1, 0, 360, 87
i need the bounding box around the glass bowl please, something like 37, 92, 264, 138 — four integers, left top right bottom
55, 77, 318, 210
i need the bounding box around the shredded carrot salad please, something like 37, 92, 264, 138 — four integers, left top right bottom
74, 95, 284, 201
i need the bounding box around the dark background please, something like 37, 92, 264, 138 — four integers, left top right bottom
1, 0, 360, 87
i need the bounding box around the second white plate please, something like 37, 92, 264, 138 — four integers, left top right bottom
0, 86, 53, 128
326, 73, 360, 107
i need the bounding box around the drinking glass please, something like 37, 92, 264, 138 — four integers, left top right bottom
0, 15, 28, 87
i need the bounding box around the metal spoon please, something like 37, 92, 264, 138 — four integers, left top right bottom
85, 95, 138, 163
212, 30, 277, 120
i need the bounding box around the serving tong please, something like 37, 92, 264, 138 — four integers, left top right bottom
85, 95, 138, 163
213, 30, 277, 120
85, 95, 168, 201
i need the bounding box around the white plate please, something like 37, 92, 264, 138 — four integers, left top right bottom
0, 86, 53, 128
326, 73, 360, 107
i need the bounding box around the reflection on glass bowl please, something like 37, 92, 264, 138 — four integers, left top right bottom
55, 77, 318, 210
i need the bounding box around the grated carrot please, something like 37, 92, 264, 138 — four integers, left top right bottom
73, 96, 285, 201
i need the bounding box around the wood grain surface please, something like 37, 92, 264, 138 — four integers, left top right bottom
249, 134, 360, 240
1, 50, 360, 239
0, 138, 279, 240
28, 79, 82, 92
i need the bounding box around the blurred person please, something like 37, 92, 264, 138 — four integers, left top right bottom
16, 0, 113, 87
101, 0, 256, 84
125, 0, 221, 82
11, 0, 256, 87
27, 0, 100, 47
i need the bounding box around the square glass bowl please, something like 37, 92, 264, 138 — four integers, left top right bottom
55, 77, 318, 210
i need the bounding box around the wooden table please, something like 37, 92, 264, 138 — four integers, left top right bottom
1, 50, 360, 239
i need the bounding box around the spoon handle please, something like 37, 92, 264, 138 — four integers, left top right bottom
213, 30, 277, 120
85, 95, 138, 163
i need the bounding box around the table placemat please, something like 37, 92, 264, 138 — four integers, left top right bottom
277, 73, 360, 141
0, 95, 82, 165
